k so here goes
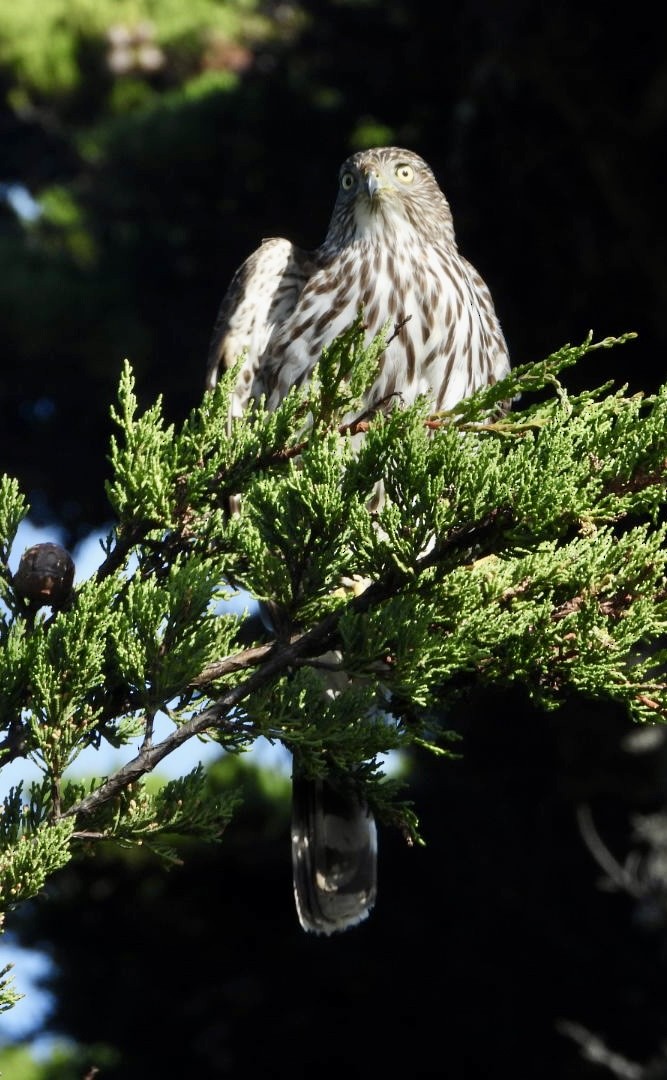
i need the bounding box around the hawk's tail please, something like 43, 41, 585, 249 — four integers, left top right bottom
291, 771, 377, 935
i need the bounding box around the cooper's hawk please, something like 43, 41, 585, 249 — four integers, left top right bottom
206, 146, 510, 934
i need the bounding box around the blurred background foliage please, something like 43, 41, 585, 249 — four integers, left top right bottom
1, 0, 666, 1076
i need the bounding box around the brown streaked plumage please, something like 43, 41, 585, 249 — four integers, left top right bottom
206, 147, 511, 936
207, 146, 509, 417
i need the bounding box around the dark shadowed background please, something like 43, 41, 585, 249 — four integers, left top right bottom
1, 1, 666, 1076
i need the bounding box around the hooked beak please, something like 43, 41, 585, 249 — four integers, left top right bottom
363, 170, 382, 199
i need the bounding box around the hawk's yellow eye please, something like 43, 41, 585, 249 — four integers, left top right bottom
395, 164, 414, 184
341, 172, 355, 191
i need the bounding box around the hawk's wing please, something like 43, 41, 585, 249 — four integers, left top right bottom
205, 237, 312, 421
206, 236, 377, 937
460, 255, 511, 386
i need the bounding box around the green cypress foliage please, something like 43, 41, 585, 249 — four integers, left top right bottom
2, 324, 665, 1011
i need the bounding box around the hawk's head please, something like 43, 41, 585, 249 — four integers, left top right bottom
325, 146, 455, 246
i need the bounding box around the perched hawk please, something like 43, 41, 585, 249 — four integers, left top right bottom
206, 146, 510, 934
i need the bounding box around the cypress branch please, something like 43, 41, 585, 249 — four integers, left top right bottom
1, 325, 665, 1013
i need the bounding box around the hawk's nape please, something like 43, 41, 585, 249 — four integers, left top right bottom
205, 146, 510, 934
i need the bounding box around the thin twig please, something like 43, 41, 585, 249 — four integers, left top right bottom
64, 505, 510, 825
93, 523, 151, 583
576, 803, 643, 897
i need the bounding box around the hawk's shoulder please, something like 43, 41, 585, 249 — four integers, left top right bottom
205, 237, 313, 406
